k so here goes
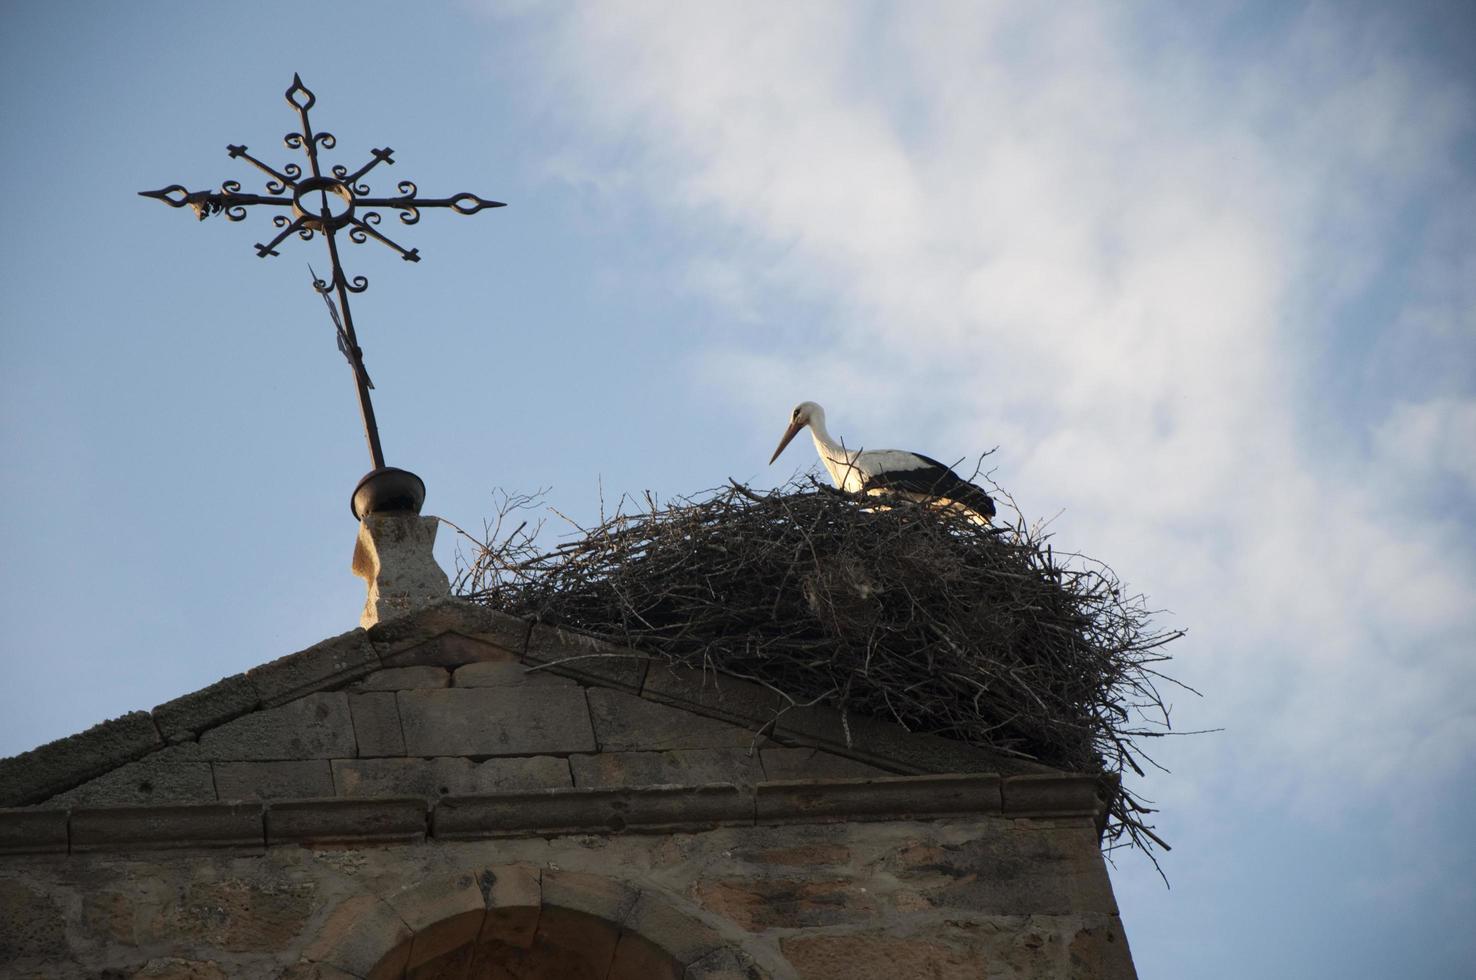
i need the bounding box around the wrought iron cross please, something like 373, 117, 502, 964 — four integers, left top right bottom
142, 74, 503, 515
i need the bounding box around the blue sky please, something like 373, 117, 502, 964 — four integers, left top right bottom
2, 3, 1473, 977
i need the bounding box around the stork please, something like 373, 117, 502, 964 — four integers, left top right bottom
768, 401, 997, 523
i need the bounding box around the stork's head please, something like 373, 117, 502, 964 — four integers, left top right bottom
768, 400, 824, 464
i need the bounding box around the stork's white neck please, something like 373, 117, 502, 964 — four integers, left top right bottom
806, 408, 862, 491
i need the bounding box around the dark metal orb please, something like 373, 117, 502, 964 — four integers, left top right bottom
352, 467, 426, 519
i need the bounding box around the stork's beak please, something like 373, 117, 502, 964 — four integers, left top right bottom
769, 419, 804, 465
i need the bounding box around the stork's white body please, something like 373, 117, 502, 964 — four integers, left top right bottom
769, 401, 997, 524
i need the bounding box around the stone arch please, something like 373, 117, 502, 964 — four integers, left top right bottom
294, 865, 777, 980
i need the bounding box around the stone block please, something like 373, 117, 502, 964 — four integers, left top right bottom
622, 891, 724, 966
608, 931, 684, 980
587, 689, 758, 752
267, 798, 426, 845
477, 865, 541, 949
152, 673, 260, 740
0, 808, 68, 854
432, 784, 750, 839
369, 597, 530, 660
397, 687, 595, 757
197, 693, 357, 760
525, 624, 649, 691
70, 802, 263, 851
780, 931, 991, 980
45, 745, 216, 807
695, 876, 877, 930
247, 630, 380, 708
304, 893, 413, 979
760, 746, 893, 781
349, 692, 406, 757
685, 947, 766, 980
214, 760, 335, 800
540, 869, 640, 924
570, 749, 759, 789
353, 513, 452, 629
0, 710, 162, 807
348, 666, 450, 691
774, 705, 1020, 775
452, 661, 577, 688
279, 964, 362, 980
642, 665, 789, 727
127, 957, 228, 979
1002, 773, 1105, 817
381, 631, 524, 669
332, 756, 572, 800
0, 878, 69, 961
755, 773, 1002, 823
385, 871, 488, 969
1069, 918, 1138, 979
877, 823, 1118, 916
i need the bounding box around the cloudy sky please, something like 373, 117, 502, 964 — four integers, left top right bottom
2, 2, 1473, 977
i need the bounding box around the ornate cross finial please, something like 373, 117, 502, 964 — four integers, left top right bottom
141, 74, 504, 517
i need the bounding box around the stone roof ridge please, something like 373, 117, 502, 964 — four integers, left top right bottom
0, 597, 1060, 810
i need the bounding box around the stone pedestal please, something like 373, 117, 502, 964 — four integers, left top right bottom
352, 513, 451, 629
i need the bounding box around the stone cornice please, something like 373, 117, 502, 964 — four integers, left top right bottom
0, 772, 1105, 857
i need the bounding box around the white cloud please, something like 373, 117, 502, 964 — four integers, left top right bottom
492, 0, 1476, 822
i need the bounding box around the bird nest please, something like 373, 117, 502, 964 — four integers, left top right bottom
454, 478, 1187, 861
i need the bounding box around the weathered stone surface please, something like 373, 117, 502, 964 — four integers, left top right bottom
70, 802, 264, 851
0, 808, 67, 854
775, 705, 1034, 775
695, 877, 876, 930
478, 865, 542, 949
353, 513, 452, 630
197, 693, 356, 761
875, 823, 1118, 916
385, 871, 488, 969
452, 661, 577, 688
433, 784, 750, 839
247, 630, 380, 708
587, 689, 758, 752
684, 947, 766, 980
0, 710, 161, 807
1002, 773, 1105, 817
214, 760, 335, 801
0, 877, 68, 960
540, 869, 640, 924
332, 756, 571, 800
349, 692, 406, 757
642, 665, 789, 728
781, 931, 991, 980
380, 631, 523, 669
305, 892, 413, 977
152, 674, 260, 740
368, 597, 529, 660
760, 746, 893, 781
279, 964, 362, 980
570, 749, 760, 788
397, 687, 596, 757
525, 624, 649, 691
608, 930, 685, 980
1069, 920, 1138, 979
127, 957, 229, 979
44, 745, 215, 808
268, 798, 426, 845
756, 773, 1002, 824
622, 890, 725, 965
348, 665, 450, 691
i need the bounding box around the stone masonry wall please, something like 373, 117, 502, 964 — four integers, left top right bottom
1, 814, 1133, 979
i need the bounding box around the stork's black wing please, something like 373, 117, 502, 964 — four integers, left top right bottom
862, 453, 996, 521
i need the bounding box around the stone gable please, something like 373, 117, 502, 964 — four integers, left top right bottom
1, 598, 1059, 816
